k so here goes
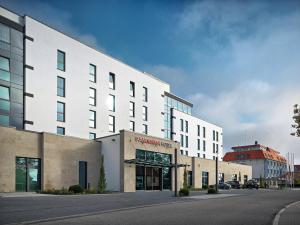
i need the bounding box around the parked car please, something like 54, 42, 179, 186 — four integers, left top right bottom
243, 180, 259, 189
226, 181, 241, 189
218, 182, 231, 190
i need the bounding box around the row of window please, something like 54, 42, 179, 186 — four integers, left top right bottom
213, 130, 219, 142
180, 120, 208, 139
0, 85, 10, 126
179, 150, 206, 159
57, 51, 149, 101
0, 56, 10, 82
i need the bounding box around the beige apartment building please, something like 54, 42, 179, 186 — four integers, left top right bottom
0, 126, 252, 192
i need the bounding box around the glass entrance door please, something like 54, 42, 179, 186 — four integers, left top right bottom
16, 157, 41, 192
146, 167, 153, 190
136, 166, 164, 191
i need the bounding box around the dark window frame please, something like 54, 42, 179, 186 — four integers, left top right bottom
89, 64, 96, 83
57, 101, 65, 122
89, 110, 96, 128
89, 88, 96, 106
130, 81, 135, 97
57, 50, 66, 71
57, 126, 65, 135
109, 72, 115, 90
109, 115, 115, 132
57, 76, 65, 97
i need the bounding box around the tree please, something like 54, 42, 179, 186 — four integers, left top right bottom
98, 154, 106, 193
291, 104, 300, 137
183, 166, 188, 189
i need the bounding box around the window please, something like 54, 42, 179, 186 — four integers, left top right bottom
89, 88, 96, 106
213, 156, 215, 160
57, 102, 65, 122
197, 139, 200, 150
57, 50, 65, 71
213, 143, 215, 153
89, 64, 96, 82
185, 135, 188, 148
109, 115, 115, 132
180, 134, 184, 147
216, 144, 219, 153
129, 121, 135, 131
108, 94, 115, 112
0, 56, 10, 82
180, 150, 183, 155
57, 126, 65, 135
185, 151, 188, 156
203, 127, 206, 138
0, 23, 10, 43
197, 125, 200, 136
143, 124, 148, 134
142, 106, 148, 121
203, 154, 206, 159
180, 119, 184, 131
57, 76, 65, 97
213, 130, 215, 141
185, 120, 188, 133
130, 81, 135, 97
143, 87, 148, 102
203, 140, 206, 151
202, 171, 209, 187
89, 132, 96, 140
89, 110, 96, 128
109, 73, 115, 90
197, 153, 200, 157
0, 114, 9, 126
216, 131, 219, 142
129, 101, 135, 117
0, 85, 10, 112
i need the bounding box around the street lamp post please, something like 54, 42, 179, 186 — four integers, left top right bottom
215, 156, 218, 193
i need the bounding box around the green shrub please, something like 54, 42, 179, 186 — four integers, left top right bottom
202, 185, 208, 190
69, 185, 83, 194
179, 188, 190, 196
207, 188, 217, 194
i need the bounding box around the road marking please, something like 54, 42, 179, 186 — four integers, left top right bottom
272, 201, 300, 225
186, 193, 243, 200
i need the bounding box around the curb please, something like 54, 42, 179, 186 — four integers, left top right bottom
272, 201, 300, 225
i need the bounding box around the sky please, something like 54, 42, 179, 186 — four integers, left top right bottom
1, 0, 299, 163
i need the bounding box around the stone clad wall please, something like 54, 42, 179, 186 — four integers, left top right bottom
42, 133, 101, 190
0, 126, 101, 192
0, 126, 41, 192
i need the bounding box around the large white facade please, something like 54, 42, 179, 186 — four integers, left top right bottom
173, 109, 223, 159
1, 7, 223, 161
24, 16, 169, 139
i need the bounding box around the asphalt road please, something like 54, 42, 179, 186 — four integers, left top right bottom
0, 189, 299, 225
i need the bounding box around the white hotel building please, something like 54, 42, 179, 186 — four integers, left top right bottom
0, 6, 222, 160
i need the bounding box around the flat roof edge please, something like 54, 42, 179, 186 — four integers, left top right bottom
23, 14, 170, 86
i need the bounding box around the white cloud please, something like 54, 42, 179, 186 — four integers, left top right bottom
188, 81, 300, 163
0, 0, 105, 51
168, 1, 300, 163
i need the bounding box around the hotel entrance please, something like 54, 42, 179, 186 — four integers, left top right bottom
134, 149, 172, 191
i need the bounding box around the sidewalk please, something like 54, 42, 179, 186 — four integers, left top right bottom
0, 192, 52, 197
277, 201, 300, 225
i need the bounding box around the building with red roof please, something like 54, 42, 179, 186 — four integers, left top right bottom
223, 141, 287, 179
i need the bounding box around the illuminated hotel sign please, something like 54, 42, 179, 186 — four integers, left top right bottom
135, 137, 172, 148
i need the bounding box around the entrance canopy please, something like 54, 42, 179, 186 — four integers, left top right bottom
124, 159, 188, 168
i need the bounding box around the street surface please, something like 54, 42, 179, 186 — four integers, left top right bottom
0, 189, 299, 225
